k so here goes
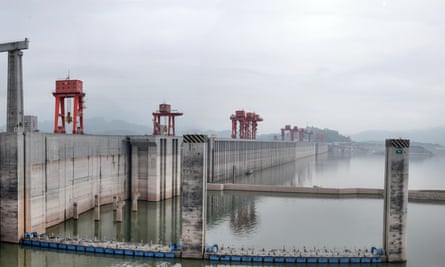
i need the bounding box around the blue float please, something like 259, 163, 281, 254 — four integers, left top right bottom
114, 249, 124, 255
351, 257, 361, 263
134, 250, 144, 257
253, 256, 262, 262
144, 251, 153, 257
296, 257, 306, 263
220, 255, 230, 261
264, 256, 273, 262
209, 254, 219, 261
154, 252, 165, 258
124, 249, 134, 256
328, 257, 339, 263
340, 257, 350, 263
241, 256, 252, 262
318, 257, 328, 263
231, 255, 241, 261
285, 257, 296, 263
372, 257, 383, 263
274, 257, 285, 263
307, 257, 317, 263
104, 248, 114, 254
361, 257, 371, 263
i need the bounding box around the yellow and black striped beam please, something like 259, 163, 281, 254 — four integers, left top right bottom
183, 134, 208, 143
386, 139, 410, 148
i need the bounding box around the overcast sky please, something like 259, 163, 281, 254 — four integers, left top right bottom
1, 0, 444, 135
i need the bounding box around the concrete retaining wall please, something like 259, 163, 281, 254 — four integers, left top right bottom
0, 133, 25, 243
0, 133, 185, 243
24, 133, 129, 234
129, 136, 181, 201
208, 139, 324, 183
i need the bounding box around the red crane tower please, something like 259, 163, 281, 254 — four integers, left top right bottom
53, 79, 85, 134
230, 110, 262, 139
152, 103, 183, 136
250, 113, 263, 139
281, 125, 299, 141
298, 128, 305, 142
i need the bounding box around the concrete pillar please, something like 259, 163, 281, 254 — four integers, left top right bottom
73, 202, 79, 220
94, 194, 100, 221
383, 139, 410, 263
181, 134, 208, 259
7, 50, 25, 133
115, 201, 126, 222
113, 195, 118, 210
131, 192, 140, 212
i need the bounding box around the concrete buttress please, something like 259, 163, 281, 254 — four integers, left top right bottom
181, 135, 208, 259
383, 139, 410, 262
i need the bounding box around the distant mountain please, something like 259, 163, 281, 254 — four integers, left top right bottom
38, 117, 149, 135
351, 126, 445, 145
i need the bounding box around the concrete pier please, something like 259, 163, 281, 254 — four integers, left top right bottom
7, 50, 25, 133
131, 192, 140, 211
73, 202, 79, 220
94, 195, 100, 221
181, 135, 208, 259
115, 201, 125, 222
383, 139, 410, 263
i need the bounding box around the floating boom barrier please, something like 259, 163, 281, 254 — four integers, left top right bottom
21, 232, 181, 258
204, 245, 386, 264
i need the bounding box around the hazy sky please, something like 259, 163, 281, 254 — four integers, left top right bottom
1, 0, 444, 135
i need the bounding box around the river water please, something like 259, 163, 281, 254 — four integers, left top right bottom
1, 152, 444, 267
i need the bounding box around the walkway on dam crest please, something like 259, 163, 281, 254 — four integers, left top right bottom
207, 183, 445, 203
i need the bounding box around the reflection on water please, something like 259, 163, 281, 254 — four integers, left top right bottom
2, 154, 445, 267
47, 198, 182, 245
235, 156, 316, 186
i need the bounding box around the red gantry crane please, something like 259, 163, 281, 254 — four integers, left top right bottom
280, 125, 315, 142
281, 125, 299, 141
152, 103, 183, 136
230, 110, 263, 139
53, 79, 85, 134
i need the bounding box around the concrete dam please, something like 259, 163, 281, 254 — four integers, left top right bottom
0, 132, 327, 243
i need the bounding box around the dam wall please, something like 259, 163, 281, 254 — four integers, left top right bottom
25, 133, 129, 234
0, 133, 182, 243
208, 139, 327, 183
129, 136, 181, 202
0, 133, 24, 243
